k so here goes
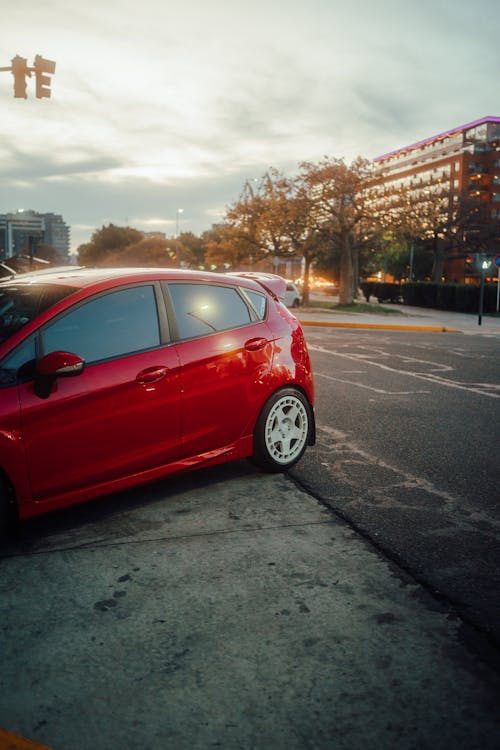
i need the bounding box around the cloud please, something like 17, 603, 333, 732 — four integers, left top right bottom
1, 0, 499, 254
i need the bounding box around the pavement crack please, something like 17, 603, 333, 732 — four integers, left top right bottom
0, 519, 336, 559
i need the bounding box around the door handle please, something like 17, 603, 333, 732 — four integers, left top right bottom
244, 337, 269, 352
136, 366, 169, 384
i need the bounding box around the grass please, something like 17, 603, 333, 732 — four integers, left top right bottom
305, 300, 403, 315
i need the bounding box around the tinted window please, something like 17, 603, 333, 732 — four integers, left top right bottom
243, 289, 267, 320
0, 284, 76, 345
0, 334, 37, 387
169, 283, 252, 339
43, 285, 160, 363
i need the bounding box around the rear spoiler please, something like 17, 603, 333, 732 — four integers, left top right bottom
229, 272, 286, 301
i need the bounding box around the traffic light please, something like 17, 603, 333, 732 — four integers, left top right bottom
33, 54, 56, 98
11, 55, 31, 99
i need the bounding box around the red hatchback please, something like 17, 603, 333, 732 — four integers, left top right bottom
0, 268, 315, 535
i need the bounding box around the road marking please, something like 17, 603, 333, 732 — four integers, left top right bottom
316, 424, 500, 532
316, 371, 430, 395
310, 345, 500, 399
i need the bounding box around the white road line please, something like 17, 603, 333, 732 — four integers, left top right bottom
310, 345, 500, 399
317, 371, 430, 395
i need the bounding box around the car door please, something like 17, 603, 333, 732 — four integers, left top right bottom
19, 283, 182, 503
167, 282, 275, 458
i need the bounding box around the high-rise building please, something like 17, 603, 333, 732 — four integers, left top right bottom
0, 209, 70, 261
373, 116, 500, 280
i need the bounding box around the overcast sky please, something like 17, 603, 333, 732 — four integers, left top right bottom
1, 0, 499, 253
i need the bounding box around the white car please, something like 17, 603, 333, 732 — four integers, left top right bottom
284, 282, 302, 308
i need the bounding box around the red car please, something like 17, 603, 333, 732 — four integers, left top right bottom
0, 268, 315, 535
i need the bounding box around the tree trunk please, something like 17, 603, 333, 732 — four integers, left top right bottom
339, 233, 354, 305
431, 237, 445, 282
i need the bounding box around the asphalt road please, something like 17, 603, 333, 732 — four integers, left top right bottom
291, 327, 500, 647
1, 326, 500, 750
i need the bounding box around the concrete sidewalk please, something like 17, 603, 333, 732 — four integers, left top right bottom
296, 301, 500, 335
1, 466, 499, 750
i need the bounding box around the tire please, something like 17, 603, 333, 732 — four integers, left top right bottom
292, 298, 300, 308
252, 388, 312, 471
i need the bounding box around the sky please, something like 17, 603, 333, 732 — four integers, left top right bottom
1, 0, 499, 254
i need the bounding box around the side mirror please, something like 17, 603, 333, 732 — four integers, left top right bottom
34, 351, 85, 399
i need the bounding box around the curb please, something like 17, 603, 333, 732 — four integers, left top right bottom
0, 728, 54, 750
298, 319, 461, 333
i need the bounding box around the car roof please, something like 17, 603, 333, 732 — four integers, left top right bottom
1, 266, 287, 299
0, 267, 244, 289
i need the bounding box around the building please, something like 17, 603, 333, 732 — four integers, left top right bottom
0, 209, 70, 261
373, 116, 500, 281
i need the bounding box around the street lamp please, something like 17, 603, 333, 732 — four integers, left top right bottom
176, 208, 183, 237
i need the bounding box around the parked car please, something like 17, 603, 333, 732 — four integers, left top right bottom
0, 268, 315, 536
284, 282, 302, 308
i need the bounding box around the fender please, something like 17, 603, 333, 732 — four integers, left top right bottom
0, 386, 32, 514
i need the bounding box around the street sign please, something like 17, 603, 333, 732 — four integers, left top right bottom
494, 254, 500, 268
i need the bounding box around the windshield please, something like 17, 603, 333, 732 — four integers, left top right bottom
0, 284, 76, 344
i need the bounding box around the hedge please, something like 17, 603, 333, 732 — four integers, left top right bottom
360, 281, 498, 313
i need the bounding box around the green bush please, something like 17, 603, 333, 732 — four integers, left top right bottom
360, 281, 377, 302
364, 281, 499, 312
436, 283, 457, 310
360, 282, 401, 303
401, 282, 426, 306
484, 283, 499, 313
455, 284, 478, 312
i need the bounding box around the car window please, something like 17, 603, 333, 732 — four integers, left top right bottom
42, 285, 160, 363
242, 289, 267, 320
168, 283, 252, 339
0, 284, 76, 345
0, 333, 37, 388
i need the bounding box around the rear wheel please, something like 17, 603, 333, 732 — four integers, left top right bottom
252, 388, 312, 471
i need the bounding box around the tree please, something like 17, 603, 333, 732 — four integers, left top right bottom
201, 224, 251, 270
77, 224, 144, 266
102, 236, 177, 267
223, 170, 331, 304
36, 243, 65, 265
177, 231, 206, 268
299, 157, 378, 304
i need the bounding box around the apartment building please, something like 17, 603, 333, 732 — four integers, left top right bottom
0, 209, 70, 261
373, 116, 500, 280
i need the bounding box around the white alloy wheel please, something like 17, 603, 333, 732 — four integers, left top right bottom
253, 390, 311, 471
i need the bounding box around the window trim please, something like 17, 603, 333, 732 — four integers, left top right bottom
38, 281, 172, 365
162, 280, 265, 343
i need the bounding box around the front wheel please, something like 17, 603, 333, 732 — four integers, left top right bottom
252, 389, 312, 471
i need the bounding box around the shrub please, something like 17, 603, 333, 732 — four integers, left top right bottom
455, 284, 479, 312
436, 283, 457, 310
